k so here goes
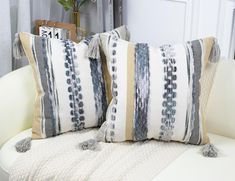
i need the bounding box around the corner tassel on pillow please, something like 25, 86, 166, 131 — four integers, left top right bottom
78, 139, 100, 151
13, 33, 25, 60
15, 137, 32, 153
87, 35, 100, 60
125, 26, 131, 41
78, 122, 108, 151
209, 39, 220, 63
201, 143, 219, 158
96, 121, 108, 142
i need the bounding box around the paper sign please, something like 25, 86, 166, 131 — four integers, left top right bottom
39, 26, 54, 38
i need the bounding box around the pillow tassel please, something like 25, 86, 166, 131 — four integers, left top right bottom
13, 33, 25, 60
87, 35, 100, 60
201, 143, 219, 158
78, 139, 100, 151
96, 121, 108, 142
209, 39, 220, 63
125, 26, 131, 41
15, 137, 32, 153
78, 122, 108, 151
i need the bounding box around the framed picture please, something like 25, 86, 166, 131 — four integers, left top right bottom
35, 20, 77, 42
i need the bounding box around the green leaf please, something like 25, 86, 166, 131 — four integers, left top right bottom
77, 0, 89, 10
58, 0, 73, 11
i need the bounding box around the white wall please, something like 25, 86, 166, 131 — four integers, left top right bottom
123, 0, 235, 58
196, 0, 220, 38
123, 0, 197, 46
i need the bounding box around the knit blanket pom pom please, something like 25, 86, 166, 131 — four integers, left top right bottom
15, 137, 32, 153
201, 143, 219, 158
78, 139, 100, 151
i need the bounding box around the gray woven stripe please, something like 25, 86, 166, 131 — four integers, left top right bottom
63, 40, 84, 131
188, 40, 202, 145
33, 37, 57, 137
133, 43, 150, 141
89, 57, 107, 126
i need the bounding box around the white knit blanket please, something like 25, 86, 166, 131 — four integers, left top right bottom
9, 129, 190, 181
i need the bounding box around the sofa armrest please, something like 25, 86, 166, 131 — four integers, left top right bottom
206, 58, 235, 139
0, 66, 36, 147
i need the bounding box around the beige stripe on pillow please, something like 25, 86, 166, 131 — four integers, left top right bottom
203, 37, 214, 66
101, 51, 112, 104
125, 44, 135, 140
200, 37, 218, 144
20, 33, 44, 139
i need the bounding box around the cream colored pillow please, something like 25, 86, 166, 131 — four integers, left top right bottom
206, 59, 235, 139
0, 66, 36, 147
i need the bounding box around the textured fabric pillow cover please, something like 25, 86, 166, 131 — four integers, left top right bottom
99, 35, 220, 145
19, 26, 130, 139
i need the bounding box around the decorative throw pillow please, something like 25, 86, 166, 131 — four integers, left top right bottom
19, 26, 130, 139
99, 35, 220, 145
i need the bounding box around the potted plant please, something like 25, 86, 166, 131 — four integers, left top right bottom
58, 0, 95, 28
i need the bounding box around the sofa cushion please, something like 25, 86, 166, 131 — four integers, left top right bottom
0, 66, 36, 147
206, 59, 235, 139
99, 35, 220, 144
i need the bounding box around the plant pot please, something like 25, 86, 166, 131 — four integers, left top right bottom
72, 11, 87, 41
72, 11, 80, 28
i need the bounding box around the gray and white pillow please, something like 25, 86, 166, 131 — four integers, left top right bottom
99, 35, 220, 145
19, 26, 129, 139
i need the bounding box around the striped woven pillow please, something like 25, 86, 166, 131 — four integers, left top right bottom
19, 26, 129, 139
99, 35, 220, 145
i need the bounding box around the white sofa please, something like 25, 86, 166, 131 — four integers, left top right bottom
0, 59, 235, 181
